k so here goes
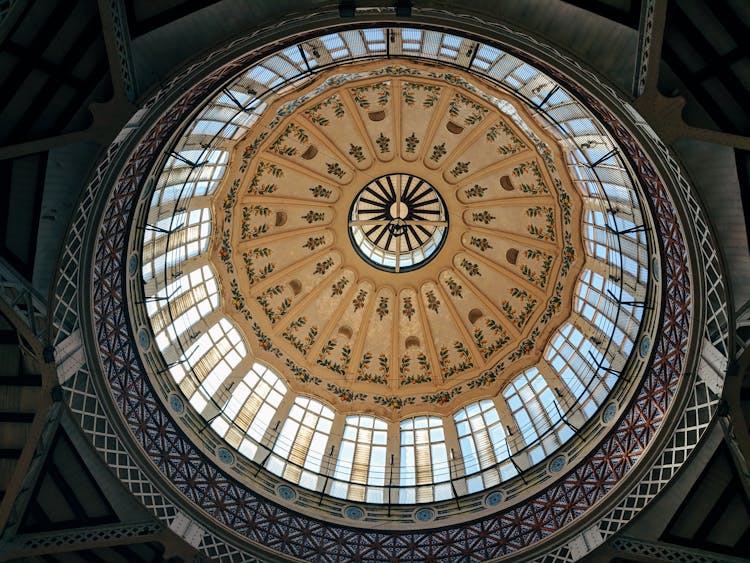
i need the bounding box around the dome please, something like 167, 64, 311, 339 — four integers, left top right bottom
53, 11, 724, 563
135, 48, 654, 514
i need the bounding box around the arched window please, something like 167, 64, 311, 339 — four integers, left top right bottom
545, 323, 617, 419
142, 207, 212, 282
575, 269, 642, 356
211, 362, 287, 461
399, 416, 451, 503
168, 318, 246, 414
267, 396, 335, 490
330, 415, 388, 503
150, 265, 219, 352
454, 400, 514, 493
503, 368, 571, 464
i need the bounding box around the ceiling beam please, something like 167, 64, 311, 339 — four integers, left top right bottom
97, 0, 138, 102
633, 0, 667, 98
125, 0, 222, 38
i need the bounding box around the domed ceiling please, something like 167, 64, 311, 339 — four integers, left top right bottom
213, 62, 583, 419
66, 21, 720, 563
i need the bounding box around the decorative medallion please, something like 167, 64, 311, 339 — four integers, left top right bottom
168, 394, 184, 414
276, 484, 297, 501
348, 173, 448, 272
413, 507, 436, 522
137, 327, 150, 350
548, 455, 566, 473
602, 402, 618, 424
639, 335, 651, 358
484, 491, 505, 506
343, 505, 366, 520
216, 447, 235, 465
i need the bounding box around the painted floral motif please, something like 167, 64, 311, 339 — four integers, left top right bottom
425, 290, 440, 313
313, 257, 334, 275
256, 284, 291, 324
448, 93, 488, 125
421, 388, 462, 406
304, 94, 345, 126
404, 132, 419, 153
219, 229, 233, 273
375, 133, 390, 153
243, 247, 274, 285
526, 206, 556, 241
222, 178, 239, 222
230, 278, 245, 312
270, 122, 308, 156
326, 383, 366, 402
467, 368, 500, 390
317, 339, 351, 375
348, 144, 365, 162
400, 353, 431, 385
512, 160, 549, 194
438, 341, 473, 379
429, 142, 447, 162
473, 319, 510, 360
508, 327, 540, 362
356, 352, 389, 385
241, 206, 270, 239
539, 281, 565, 325
372, 395, 415, 410
521, 248, 554, 288
309, 184, 332, 199
301, 210, 326, 223
460, 258, 481, 277
401, 82, 440, 108
247, 161, 283, 195
502, 287, 538, 329
472, 210, 495, 225
402, 296, 415, 320
331, 277, 350, 297
561, 231, 576, 276
485, 120, 526, 155
240, 131, 268, 171
350, 81, 390, 108
326, 161, 345, 178
282, 316, 318, 355
449, 161, 470, 177
556, 178, 572, 225
445, 277, 463, 298
352, 289, 368, 311
469, 236, 492, 252
376, 296, 389, 320
302, 236, 326, 251
464, 184, 486, 199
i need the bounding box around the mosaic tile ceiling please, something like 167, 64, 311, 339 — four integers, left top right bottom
213, 62, 584, 419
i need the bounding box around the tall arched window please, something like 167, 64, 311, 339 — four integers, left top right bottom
142, 207, 212, 282
454, 400, 513, 493
399, 416, 451, 503
267, 396, 335, 490
545, 322, 617, 419
330, 415, 388, 503
503, 368, 571, 464
210, 362, 287, 460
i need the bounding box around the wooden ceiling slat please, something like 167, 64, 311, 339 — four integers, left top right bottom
7, 15, 102, 142
0, 1, 73, 113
